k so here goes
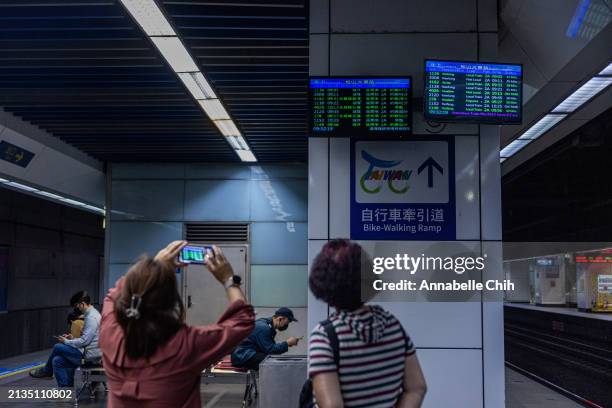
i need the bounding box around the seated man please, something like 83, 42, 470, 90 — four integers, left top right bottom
29, 291, 101, 387
231, 307, 301, 370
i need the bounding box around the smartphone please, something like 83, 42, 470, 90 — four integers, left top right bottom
178, 245, 212, 265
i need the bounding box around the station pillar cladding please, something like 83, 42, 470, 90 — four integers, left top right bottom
307, 1, 504, 407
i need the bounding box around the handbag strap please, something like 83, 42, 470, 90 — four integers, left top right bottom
320, 319, 339, 367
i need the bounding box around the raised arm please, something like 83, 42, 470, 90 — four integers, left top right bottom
187, 298, 255, 370
187, 245, 255, 369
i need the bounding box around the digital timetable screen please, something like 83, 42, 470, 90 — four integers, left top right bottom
424, 60, 522, 124
309, 77, 412, 137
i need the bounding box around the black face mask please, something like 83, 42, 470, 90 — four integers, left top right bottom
278, 324, 289, 331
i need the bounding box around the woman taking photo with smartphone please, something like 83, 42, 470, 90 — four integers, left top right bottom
99, 241, 254, 408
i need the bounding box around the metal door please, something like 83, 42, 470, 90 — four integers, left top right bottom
182, 244, 249, 326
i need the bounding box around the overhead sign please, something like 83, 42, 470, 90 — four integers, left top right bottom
309, 77, 412, 137
0, 141, 35, 168
350, 137, 455, 240
424, 60, 522, 124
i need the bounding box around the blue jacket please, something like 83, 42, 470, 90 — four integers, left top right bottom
231, 317, 288, 366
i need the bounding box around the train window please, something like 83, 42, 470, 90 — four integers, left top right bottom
0, 246, 7, 311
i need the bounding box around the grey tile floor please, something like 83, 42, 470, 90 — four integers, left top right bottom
0, 350, 583, 408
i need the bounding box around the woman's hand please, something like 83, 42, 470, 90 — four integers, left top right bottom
154, 240, 188, 268
205, 246, 234, 284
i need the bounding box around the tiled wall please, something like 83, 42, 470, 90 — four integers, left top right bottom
0, 187, 104, 358
309, 1, 504, 406
107, 163, 309, 354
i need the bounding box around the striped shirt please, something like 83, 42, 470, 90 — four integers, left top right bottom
308, 305, 415, 408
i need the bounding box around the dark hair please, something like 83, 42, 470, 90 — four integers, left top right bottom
115, 257, 185, 360
309, 239, 364, 311
70, 291, 91, 306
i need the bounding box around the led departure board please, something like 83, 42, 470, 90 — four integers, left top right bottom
424, 60, 522, 124
309, 77, 412, 137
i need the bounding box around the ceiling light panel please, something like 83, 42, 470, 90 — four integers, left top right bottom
552, 77, 612, 113
36, 190, 65, 201
82, 205, 106, 214
0, 176, 105, 214
150, 37, 198, 73
118, 0, 256, 162
518, 114, 567, 140
119, 0, 175, 36
198, 99, 230, 120
178, 72, 217, 100
226, 135, 250, 150
500, 139, 530, 158
236, 150, 258, 162
213, 119, 241, 137
599, 62, 612, 76
5, 181, 39, 192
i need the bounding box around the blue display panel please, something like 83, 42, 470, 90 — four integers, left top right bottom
424, 60, 522, 124
309, 77, 412, 137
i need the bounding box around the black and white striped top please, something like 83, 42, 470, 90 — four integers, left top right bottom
308, 305, 415, 408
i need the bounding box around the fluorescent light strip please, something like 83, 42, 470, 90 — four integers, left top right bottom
599, 62, 612, 76
552, 76, 612, 113
502, 62, 612, 164
119, 0, 175, 36
0, 176, 104, 214
234, 135, 250, 150
61, 198, 86, 207
178, 72, 217, 100
236, 150, 258, 162
83, 205, 106, 214
226, 136, 242, 150
518, 114, 567, 140
36, 190, 65, 201
213, 119, 241, 137
198, 99, 230, 120
226, 135, 250, 151
118, 0, 256, 162
500, 139, 530, 158
6, 181, 39, 193
150, 37, 199, 73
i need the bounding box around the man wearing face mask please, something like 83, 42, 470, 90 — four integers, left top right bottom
29, 291, 101, 387
231, 307, 301, 370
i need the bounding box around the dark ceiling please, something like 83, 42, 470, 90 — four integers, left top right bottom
502, 107, 612, 242
0, 0, 308, 163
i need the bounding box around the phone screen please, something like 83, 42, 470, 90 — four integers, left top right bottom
179, 245, 210, 264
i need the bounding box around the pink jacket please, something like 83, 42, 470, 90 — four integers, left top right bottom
99, 277, 255, 408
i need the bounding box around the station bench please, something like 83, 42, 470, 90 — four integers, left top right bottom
202, 356, 257, 408
74, 356, 257, 407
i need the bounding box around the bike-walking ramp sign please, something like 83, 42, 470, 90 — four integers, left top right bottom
350, 137, 455, 240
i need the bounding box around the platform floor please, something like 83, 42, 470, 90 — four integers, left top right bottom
505, 367, 581, 408
0, 351, 583, 407
505, 302, 612, 321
